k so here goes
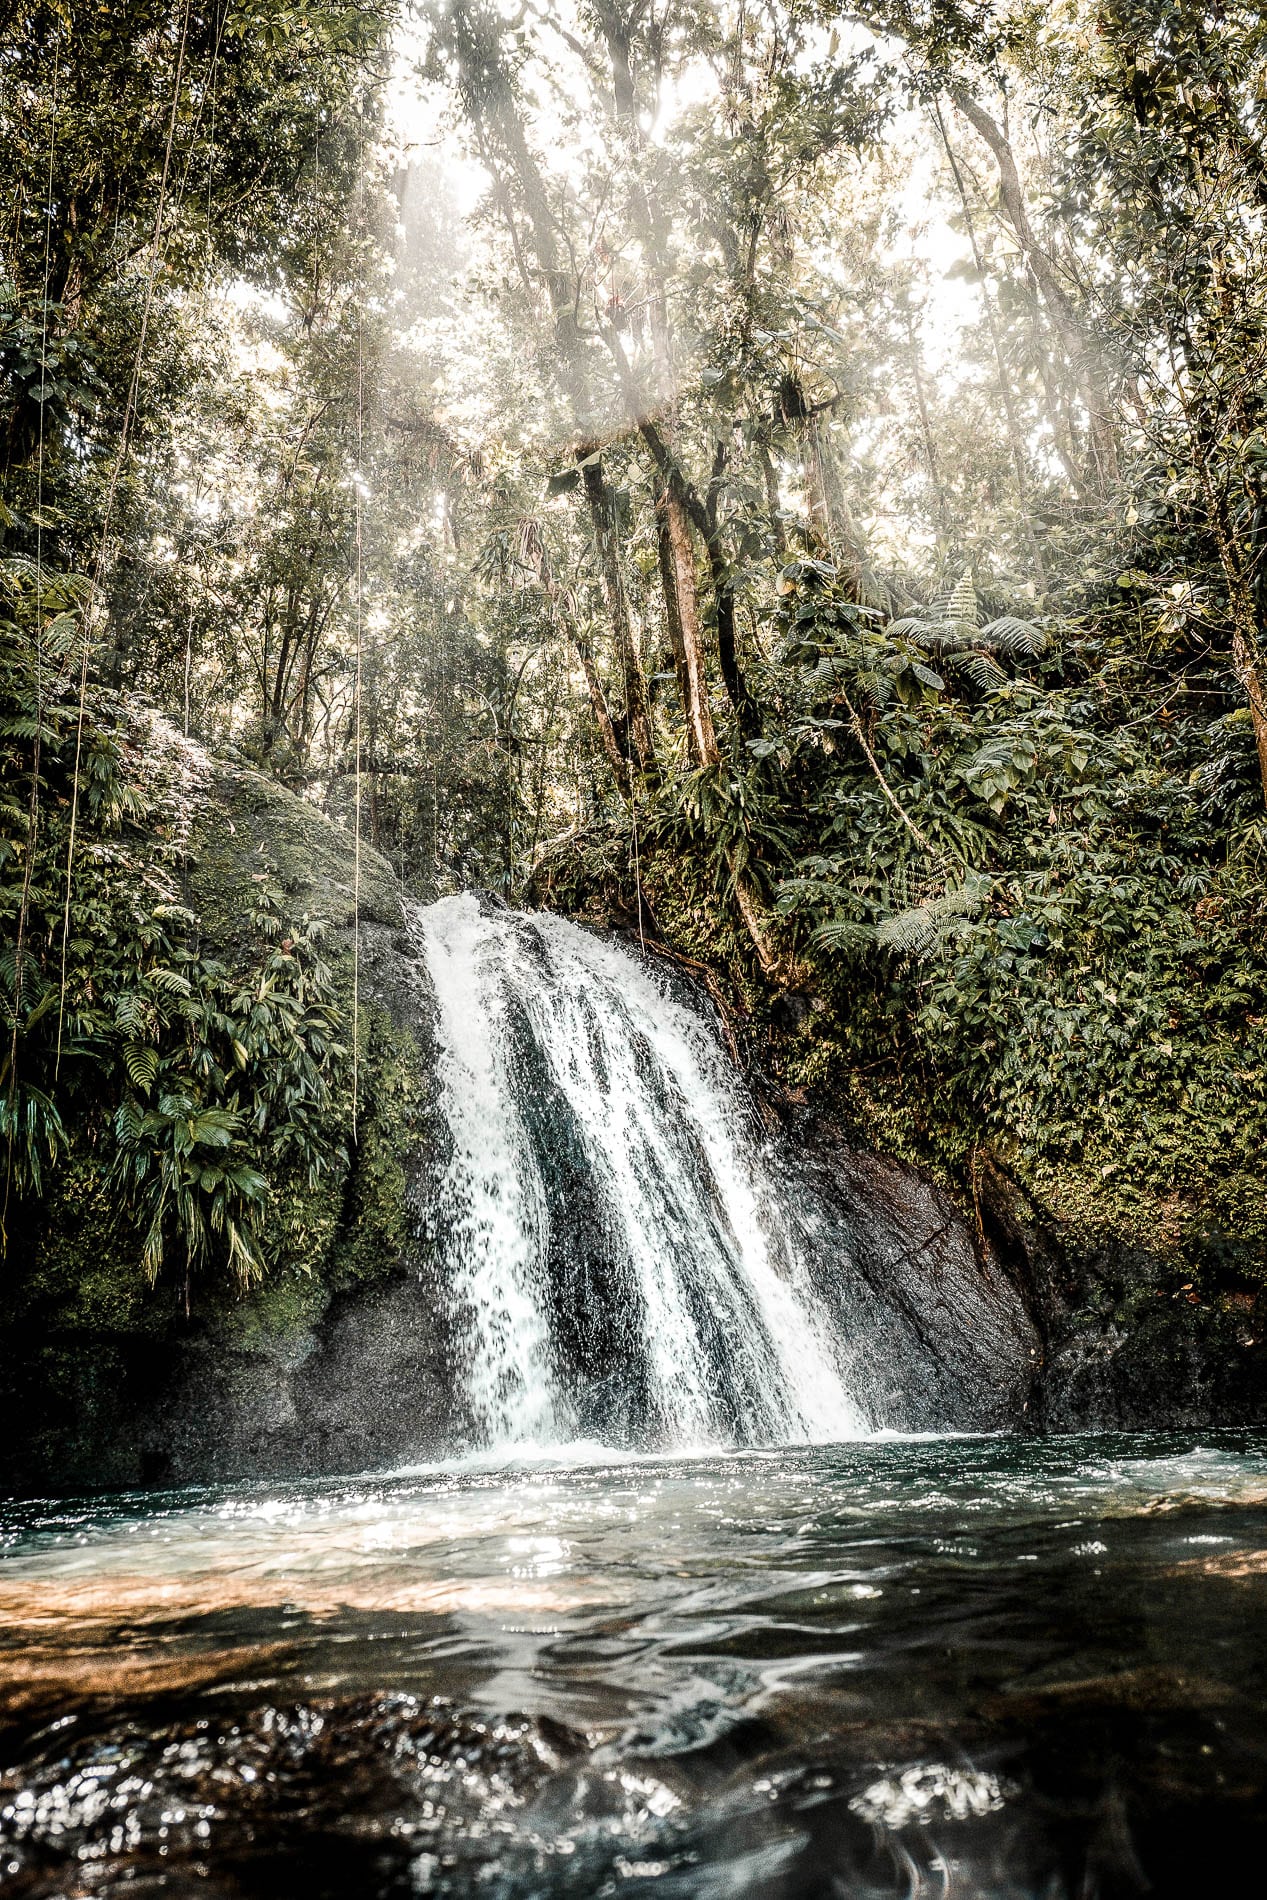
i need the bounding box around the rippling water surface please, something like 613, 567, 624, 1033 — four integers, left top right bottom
2, 1433, 1266, 1897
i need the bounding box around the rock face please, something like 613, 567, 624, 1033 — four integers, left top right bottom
1, 750, 1264, 1497
793, 1140, 1041, 1430
975, 1164, 1267, 1430
136, 1275, 459, 1487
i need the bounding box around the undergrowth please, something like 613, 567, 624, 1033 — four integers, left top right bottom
1, 559, 348, 1292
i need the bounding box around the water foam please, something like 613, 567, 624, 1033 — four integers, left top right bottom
416, 894, 867, 1452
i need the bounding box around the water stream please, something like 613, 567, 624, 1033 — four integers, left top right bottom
1, 1437, 1265, 1897
415, 894, 864, 1450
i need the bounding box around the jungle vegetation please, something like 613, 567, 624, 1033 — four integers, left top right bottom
3, 0, 1266, 1285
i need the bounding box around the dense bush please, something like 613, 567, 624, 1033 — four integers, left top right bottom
1, 559, 347, 1289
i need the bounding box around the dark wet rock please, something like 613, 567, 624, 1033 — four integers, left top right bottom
0, 1694, 585, 1899
792, 1137, 1041, 1431
135, 1273, 459, 1486
771, 1121, 1267, 1436
1038, 1302, 1267, 1430
973, 1162, 1267, 1430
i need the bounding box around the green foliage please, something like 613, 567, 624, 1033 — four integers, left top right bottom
1, 563, 347, 1287
643, 545, 1263, 1270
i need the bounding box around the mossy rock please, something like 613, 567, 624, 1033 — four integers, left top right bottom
0, 740, 448, 1493
190, 759, 402, 948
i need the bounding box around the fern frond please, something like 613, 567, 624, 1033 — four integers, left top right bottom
945, 649, 1008, 690
874, 883, 985, 957
148, 967, 192, 996
123, 1044, 159, 1090
886, 615, 942, 641
979, 614, 1046, 656
810, 917, 874, 953
946, 570, 977, 626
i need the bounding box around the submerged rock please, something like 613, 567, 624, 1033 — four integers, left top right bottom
0, 1692, 587, 1897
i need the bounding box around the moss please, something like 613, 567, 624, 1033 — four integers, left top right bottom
177, 757, 427, 1295
189, 761, 400, 949
165, 754, 433, 1304
211, 1267, 330, 1357
327, 1008, 433, 1291
3, 1150, 171, 1337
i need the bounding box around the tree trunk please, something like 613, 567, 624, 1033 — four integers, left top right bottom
905, 310, 952, 534
1196, 463, 1267, 807
660, 485, 720, 768
581, 459, 656, 777
754, 435, 787, 558
528, 526, 632, 799
573, 627, 633, 798
932, 97, 1049, 589
1231, 621, 1267, 807
732, 868, 780, 976
950, 85, 1120, 493
443, 3, 656, 781
654, 489, 691, 708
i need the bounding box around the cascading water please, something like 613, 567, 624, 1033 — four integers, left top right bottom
415, 892, 867, 1452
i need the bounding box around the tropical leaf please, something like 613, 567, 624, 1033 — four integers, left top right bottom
979, 614, 1046, 656
946, 570, 977, 626
874, 882, 986, 957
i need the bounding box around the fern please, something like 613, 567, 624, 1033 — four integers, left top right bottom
979, 614, 1046, 656
946, 569, 977, 627
148, 967, 193, 996
123, 1044, 159, 1090
887, 578, 1044, 679
809, 916, 875, 953
874, 881, 986, 958
1, 598, 347, 1291
945, 649, 1008, 690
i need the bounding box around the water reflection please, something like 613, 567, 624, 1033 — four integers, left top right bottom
1, 1432, 1266, 1896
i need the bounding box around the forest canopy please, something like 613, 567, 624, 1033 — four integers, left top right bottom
3, 0, 1266, 1282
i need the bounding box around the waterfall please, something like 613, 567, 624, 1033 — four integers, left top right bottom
416, 893, 868, 1452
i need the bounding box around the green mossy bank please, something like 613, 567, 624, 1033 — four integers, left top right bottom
1, 732, 451, 1492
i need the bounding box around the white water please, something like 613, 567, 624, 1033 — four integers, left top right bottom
415, 894, 867, 1452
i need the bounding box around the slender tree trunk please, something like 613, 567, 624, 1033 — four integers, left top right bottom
450, 1, 780, 971
754, 435, 787, 558
950, 84, 1120, 492
732, 871, 779, 976
594, 3, 755, 742
660, 485, 719, 768
444, 3, 656, 779
654, 487, 691, 707
932, 98, 1048, 589
703, 442, 758, 734
801, 410, 873, 599
581, 459, 656, 777
906, 310, 952, 535
572, 628, 632, 798
1231, 620, 1267, 806
528, 526, 632, 799
1210, 503, 1267, 807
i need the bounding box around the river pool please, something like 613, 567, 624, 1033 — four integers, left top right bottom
1, 1432, 1265, 1897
